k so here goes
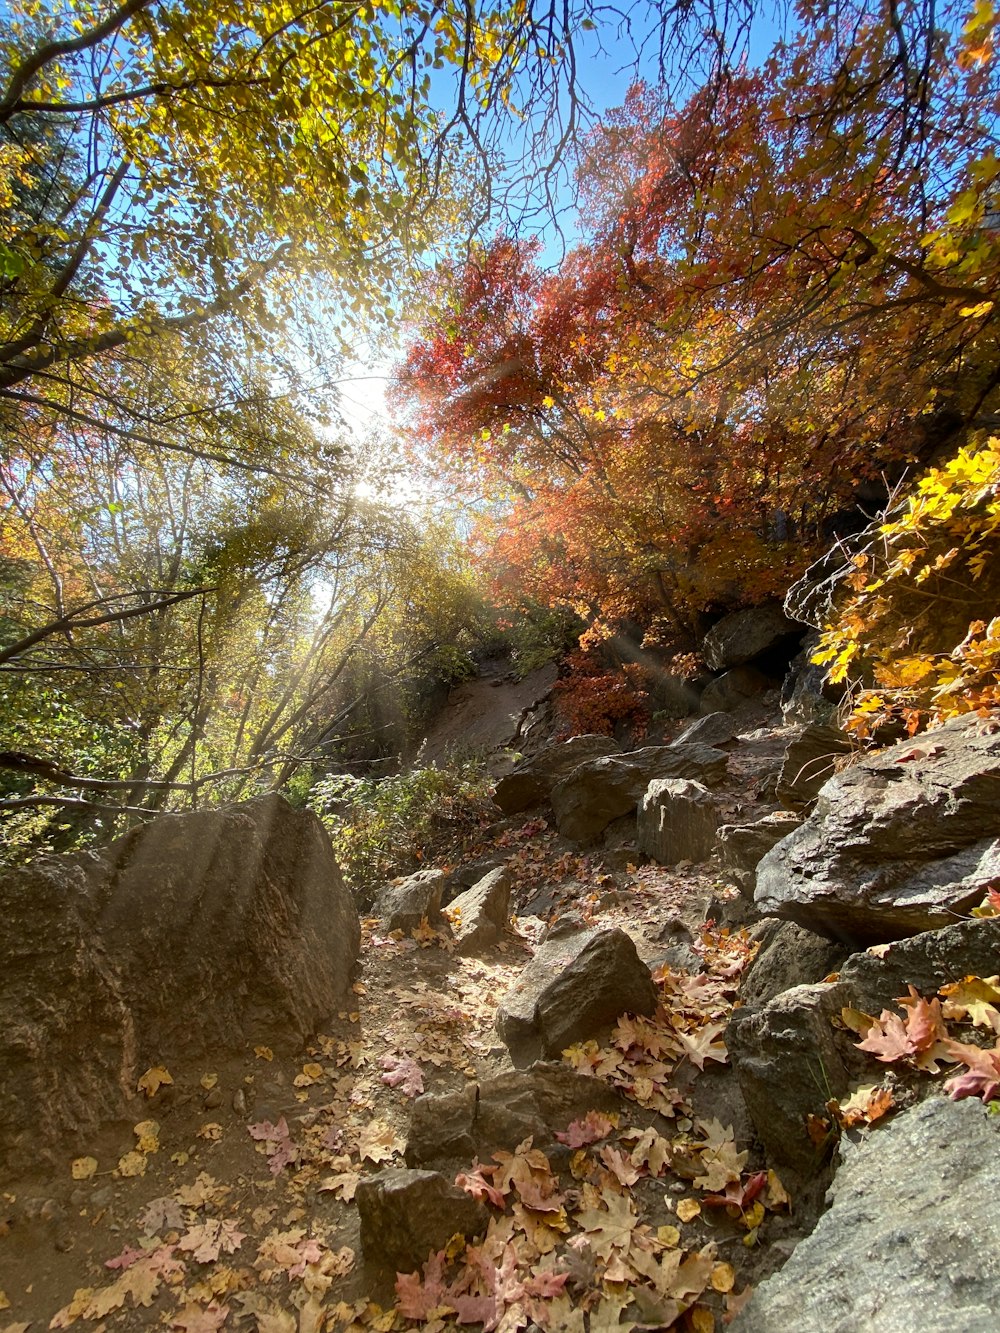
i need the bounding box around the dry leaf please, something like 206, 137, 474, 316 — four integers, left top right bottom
71, 1156, 98, 1180
117, 1150, 147, 1178
677, 1198, 701, 1223
137, 1066, 173, 1098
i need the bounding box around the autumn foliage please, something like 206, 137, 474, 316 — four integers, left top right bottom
396, 0, 1000, 668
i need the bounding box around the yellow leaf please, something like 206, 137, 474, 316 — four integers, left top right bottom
117, 1150, 147, 1178
677, 1197, 701, 1222
711, 1262, 736, 1293
254, 1046, 274, 1061
200, 1073, 218, 1090
133, 1120, 160, 1153
137, 1066, 172, 1098
71, 1156, 98, 1180
959, 301, 994, 317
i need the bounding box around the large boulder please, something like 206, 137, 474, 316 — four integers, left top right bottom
496, 928, 658, 1064
699, 666, 774, 715
356, 1169, 489, 1272
637, 778, 718, 865
780, 636, 841, 726
702, 603, 800, 671
734, 1097, 1000, 1333
377, 868, 449, 933
550, 745, 728, 842
446, 867, 512, 953
775, 723, 854, 809
739, 920, 848, 1009
492, 735, 620, 814
0, 795, 360, 1171
757, 713, 1000, 942
406, 1064, 624, 1168
717, 812, 804, 898
727, 917, 1000, 1172
672, 712, 737, 748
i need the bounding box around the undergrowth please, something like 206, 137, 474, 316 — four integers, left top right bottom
309, 761, 496, 904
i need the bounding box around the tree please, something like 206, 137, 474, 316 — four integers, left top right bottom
395, 0, 1000, 649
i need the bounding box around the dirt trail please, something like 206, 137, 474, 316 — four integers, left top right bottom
0, 699, 810, 1332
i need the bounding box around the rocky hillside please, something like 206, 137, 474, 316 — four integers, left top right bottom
1, 630, 999, 1332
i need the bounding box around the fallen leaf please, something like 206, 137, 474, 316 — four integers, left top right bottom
137, 1066, 173, 1098
200, 1074, 218, 1091
555, 1111, 617, 1148
358, 1119, 405, 1165
178, 1219, 246, 1264
379, 1053, 424, 1098
117, 1150, 147, 1178
254, 1046, 274, 1062
677, 1198, 701, 1223
574, 1189, 638, 1260
139, 1196, 186, 1235
71, 1156, 98, 1181
168, 1302, 229, 1333
939, 975, 1000, 1031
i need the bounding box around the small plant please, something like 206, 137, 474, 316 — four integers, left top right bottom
309, 761, 494, 902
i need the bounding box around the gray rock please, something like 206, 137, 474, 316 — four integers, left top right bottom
496, 928, 657, 1064
702, 603, 800, 671
355, 1168, 489, 1272
776, 723, 854, 809
377, 868, 448, 933
637, 778, 717, 865
784, 535, 871, 630
699, 666, 774, 714
717, 812, 804, 898
0, 795, 359, 1173
449, 854, 508, 892
493, 735, 620, 814
550, 745, 728, 843
672, 712, 737, 748
734, 1097, 1000, 1332
727, 917, 1000, 1172
406, 1064, 624, 1168
740, 921, 849, 1008
780, 636, 841, 726
757, 713, 1000, 942
447, 867, 512, 953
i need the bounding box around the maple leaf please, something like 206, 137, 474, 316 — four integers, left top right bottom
318, 1170, 360, 1202
624, 1126, 672, 1177
942, 1036, 1000, 1102
831, 1083, 896, 1128
554, 1110, 617, 1148
677, 1020, 728, 1070
380, 1053, 425, 1097
358, 1118, 405, 1164
247, 1117, 300, 1175
175, 1173, 228, 1209
701, 1170, 767, 1211
168, 1302, 229, 1333
178, 1219, 246, 1264
855, 1009, 913, 1063
598, 1145, 641, 1187
456, 1162, 507, 1209
573, 1188, 638, 1260
939, 975, 1000, 1032
139, 1195, 187, 1236
104, 1244, 147, 1270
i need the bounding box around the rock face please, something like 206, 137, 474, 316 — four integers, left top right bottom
0, 795, 360, 1171
446, 867, 512, 953
550, 745, 728, 842
699, 666, 773, 715
780, 637, 840, 726
406, 1064, 624, 1168
496, 928, 658, 1064
717, 812, 804, 897
739, 921, 848, 1009
775, 723, 854, 809
355, 1168, 489, 1271
377, 868, 448, 933
734, 1097, 1000, 1333
637, 778, 718, 865
727, 917, 1000, 1172
702, 603, 800, 671
672, 712, 737, 748
757, 713, 1000, 942
492, 735, 620, 814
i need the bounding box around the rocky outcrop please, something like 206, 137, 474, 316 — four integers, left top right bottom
740, 920, 848, 1008
377, 868, 449, 933
702, 603, 800, 671
550, 745, 728, 842
775, 723, 854, 809
734, 1097, 1000, 1332
446, 867, 512, 953
356, 1168, 489, 1271
0, 795, 360, 1171
699, 666, 773, 714
406, 1065, 624, 1169
637, 778, 718, 865
672, 712, 737, 748
757, 713, 1000, 942
495, 927, 657, 1064
492, 735, 620, 814
780, 636, 840, 726
717, 812, 804, 897
727, 917, 1000, 1172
